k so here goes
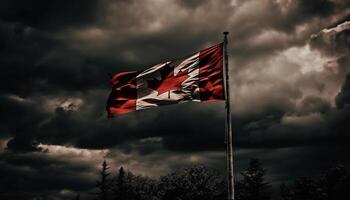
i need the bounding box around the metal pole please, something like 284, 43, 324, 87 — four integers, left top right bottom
223, 31, 235, 200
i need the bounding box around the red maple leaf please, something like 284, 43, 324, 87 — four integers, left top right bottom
147, 64, 190, 96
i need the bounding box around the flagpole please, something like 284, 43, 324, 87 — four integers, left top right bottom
223, 32, 235, 200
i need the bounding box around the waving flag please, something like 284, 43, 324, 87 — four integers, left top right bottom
107, 43, 224, 117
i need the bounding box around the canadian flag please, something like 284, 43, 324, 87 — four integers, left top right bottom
107, 43, 224, 116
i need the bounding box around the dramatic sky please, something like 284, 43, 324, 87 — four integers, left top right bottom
1, 0, 350, 199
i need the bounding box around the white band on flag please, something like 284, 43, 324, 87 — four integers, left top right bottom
136, 53, 200, 110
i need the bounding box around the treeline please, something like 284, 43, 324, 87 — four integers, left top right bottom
81, 159, 349, 200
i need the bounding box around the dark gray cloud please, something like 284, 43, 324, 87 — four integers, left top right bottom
1, 0, 350, 199
0, 94, 48, 151
0, 0, 99, 31
336, 74, 350, 109
0, 147, 103, 200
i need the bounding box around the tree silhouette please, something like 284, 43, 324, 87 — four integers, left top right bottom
113, 166, 159, 200
280, 183, 293, 200
321, 163, 348, 199
237, 159, 271, 200
294, 177, 319, 200
279, 163, 349, 200
92, 160, 112, 200
131, 175, 159, 200
159, 165, 226, 200
113, 167, 134, 200
82, 159, 349, 200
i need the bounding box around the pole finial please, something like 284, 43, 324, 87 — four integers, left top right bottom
223, 31, 229, 35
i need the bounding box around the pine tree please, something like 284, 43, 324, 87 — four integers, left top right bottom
114, 167, 126, 200
92, 160, 111, 200
113, 167, 135, 200
238, 159, 271, 200
112, 166, 160, 200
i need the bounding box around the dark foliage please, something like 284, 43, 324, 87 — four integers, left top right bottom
112, 166, 159, 200
236, 159, 271, 200
279, 163, 349, 200
86, 160, 348, 200
159, 165, 226, 200
91, 161, 112, 200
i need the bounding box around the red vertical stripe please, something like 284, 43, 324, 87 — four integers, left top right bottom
106, 71, 138, 116
198, 43, 225, 101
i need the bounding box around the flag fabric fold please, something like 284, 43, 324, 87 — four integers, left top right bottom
107, 43, 224, 117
